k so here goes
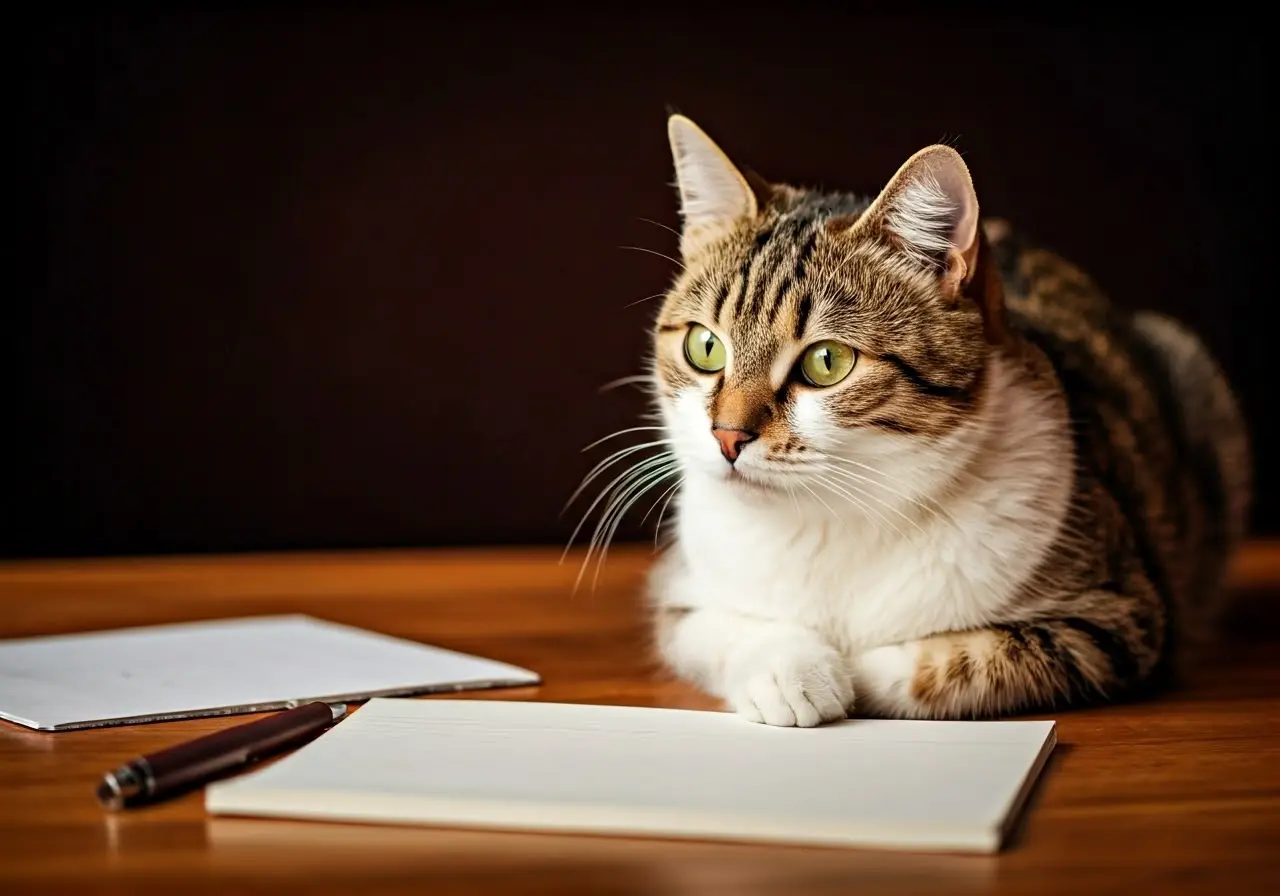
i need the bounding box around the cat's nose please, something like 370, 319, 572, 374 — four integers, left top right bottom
712, 427, 758, 464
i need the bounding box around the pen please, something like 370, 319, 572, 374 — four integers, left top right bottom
96, 701, 347, 810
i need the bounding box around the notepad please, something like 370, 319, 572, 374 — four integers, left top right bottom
206, 698, 1056, 853
0, 616, 539, 731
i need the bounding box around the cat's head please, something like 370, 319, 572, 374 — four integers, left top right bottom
652, 116, 1008, 504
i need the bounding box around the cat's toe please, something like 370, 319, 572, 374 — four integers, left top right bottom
728, 652, 853, 727
731, 689, 766, 724
735, 674, 798, 727
785, 676, 850, 727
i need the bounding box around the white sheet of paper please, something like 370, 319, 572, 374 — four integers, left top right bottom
0, 615, 540, 730
207, 698, 1057, 853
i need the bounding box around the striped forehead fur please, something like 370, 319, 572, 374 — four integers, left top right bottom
655, 181, 987, 443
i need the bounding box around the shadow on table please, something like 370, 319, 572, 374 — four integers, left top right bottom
197, 817, 999, 894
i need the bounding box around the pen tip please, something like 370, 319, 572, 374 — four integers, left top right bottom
97, 776, 124, 811
97, 766, 143, 811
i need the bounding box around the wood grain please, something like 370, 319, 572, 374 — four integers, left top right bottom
2, 541, 1279, 894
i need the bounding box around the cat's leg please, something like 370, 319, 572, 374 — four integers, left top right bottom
655, 606, 855, 727
851, 581, 1166, 719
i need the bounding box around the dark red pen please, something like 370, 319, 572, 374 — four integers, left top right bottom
96, 701, 347, 810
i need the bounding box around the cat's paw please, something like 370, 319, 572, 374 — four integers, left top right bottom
722, 633, 854, 728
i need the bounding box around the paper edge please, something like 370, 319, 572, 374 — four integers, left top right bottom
0, 614, 541, 731
0, 675, 541, 732
206, 786, 999, 854
357, 698, 1056, 742
993, 721, 1057, 848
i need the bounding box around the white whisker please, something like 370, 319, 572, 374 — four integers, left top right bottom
650, 479, 683, 548
824, 454, 957, 528
564, 439, 673, 512
642, 477, 682, 528
582, 427, 667, 451
795, 480, 844, 531
599, 373, 658, 391
575, 461, 674, 592
582, 460, 680, 592
593, 468, 678, 588
787, 484, 803, 521
624, 293, 669, 308
562, 453, 673, 566
637, 217, 682, 239
819, 466, 928, 536
814, 474, 910, 543
619, 245, 685, 270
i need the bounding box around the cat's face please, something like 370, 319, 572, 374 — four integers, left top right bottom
652, 117, 1005, 501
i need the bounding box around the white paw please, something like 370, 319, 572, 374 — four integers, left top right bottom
850, 642, 921, 716
723, 634, 854, 728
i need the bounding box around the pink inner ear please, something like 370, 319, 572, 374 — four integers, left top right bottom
867, 148, 981, 272
932, 162, 979, 257
872, 146, 981, 269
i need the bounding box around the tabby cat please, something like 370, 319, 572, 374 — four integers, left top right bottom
639, 115, 1251, 724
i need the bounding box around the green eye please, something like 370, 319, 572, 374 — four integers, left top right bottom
799, 340, 857, 387
684, 325, 727, 373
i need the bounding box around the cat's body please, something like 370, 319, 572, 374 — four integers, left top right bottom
641, 117, 1250, 724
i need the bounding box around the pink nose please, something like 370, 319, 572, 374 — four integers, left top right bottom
712, 427, 758, 463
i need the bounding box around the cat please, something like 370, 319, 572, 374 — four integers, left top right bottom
640, 114, 1251, 725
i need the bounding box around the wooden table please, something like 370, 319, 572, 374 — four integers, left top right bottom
2, 544, 1278, 894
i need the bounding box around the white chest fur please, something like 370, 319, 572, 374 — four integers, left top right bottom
658, 355, 1074, 656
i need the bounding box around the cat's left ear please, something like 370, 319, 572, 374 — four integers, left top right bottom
851, 145, 1006, 344
854, 145, 979, 278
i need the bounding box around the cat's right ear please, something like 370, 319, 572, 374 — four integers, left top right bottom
667, 115, 758, 257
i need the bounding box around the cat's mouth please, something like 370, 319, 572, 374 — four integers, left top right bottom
724, 465, 784, 493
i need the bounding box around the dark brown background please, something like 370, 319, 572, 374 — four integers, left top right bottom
9, 10, 1271, 558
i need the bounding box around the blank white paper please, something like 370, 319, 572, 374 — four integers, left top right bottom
0, 616, 540, 730
207, 698, 1057, 853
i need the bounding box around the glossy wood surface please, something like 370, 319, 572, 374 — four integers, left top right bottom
2, 543, 1279, 894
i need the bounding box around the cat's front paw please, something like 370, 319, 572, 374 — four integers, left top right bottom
722, 634, 854, 728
